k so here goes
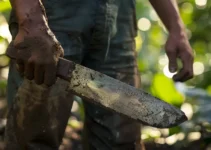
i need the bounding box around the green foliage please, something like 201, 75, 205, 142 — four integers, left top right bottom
135, 0, 211, 148
0, 80, 7, 96
0, 0, 11, 11
169, 126, 182, 136
0, 0, 11, 21
150, 74, 184, 107
0, 0, 10, 97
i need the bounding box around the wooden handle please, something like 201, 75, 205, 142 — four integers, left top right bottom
56, 58, 75, 81
6, 44, 75, 82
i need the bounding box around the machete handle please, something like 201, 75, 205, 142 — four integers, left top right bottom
6, 43, 74, 81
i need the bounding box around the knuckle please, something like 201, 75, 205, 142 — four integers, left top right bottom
26, 75, 33, 81
16, 50, 23, 58
190, 56, 194, 62
186, 52, 194, 60
165, 44, 171, 51
35, 80, 42, 85
28, 58, 34, 64
166, 49, 176, 57
165, 46, 175, 53
188, 53, 194, 59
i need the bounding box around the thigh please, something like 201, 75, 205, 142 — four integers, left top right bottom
83, 42, 141, 150
82, 1, 142, 149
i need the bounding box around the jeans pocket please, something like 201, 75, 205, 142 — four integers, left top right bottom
90, 0, 119, 61
43, 0, 82, 19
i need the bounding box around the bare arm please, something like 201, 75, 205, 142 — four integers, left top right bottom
149, 0, 183, 33
149, 0, 194, 82
10, 0, 47, 31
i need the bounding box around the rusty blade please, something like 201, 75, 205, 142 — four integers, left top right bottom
6, 48, 187, 128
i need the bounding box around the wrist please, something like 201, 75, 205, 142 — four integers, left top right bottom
19, 17, 48, 33
17, 1, 48, 31
168, 20, 186, 36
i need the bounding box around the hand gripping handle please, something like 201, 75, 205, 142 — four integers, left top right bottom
6, 43, 74, 81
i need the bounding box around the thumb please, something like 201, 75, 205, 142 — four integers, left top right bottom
6, 41, 17, 59
165, 40, 178, 73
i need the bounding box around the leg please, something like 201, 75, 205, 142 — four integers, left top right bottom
5, 77, 74, 150
4, 19, 83, 150
83, 41, 143, 150
82, 1, 145, 149
5, 0, 95, 148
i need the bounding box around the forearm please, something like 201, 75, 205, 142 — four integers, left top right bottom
10, 0, 47, 30
149, 0, 185, 33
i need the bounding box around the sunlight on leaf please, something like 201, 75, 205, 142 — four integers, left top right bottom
135, 31, 143, 52
0, 0, 11, 12
150, 74, 185, 107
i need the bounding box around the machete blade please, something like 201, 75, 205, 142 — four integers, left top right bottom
58, 59, 187, 128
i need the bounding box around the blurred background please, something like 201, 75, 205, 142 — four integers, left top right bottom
1, 0, 211, 149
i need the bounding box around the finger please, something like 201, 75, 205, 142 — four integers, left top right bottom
24, 58, 35, 80
173, 68, 188, 82
174, 71, 193, 82
34, 65, 45, 85
16, 50, 27, 74
173, 56, 193, 82
17, 49, 31, 62
165, 41, 178, 73
182, 72, 193, 82
16, 40, 31, 61
182, 60, 193, 81
16, 45, 31, 76
173, 56, 188, 82
44, 64, 57, 87
14, 40, 29, 49
168, 54, 178, 73
7, 41, 15, 49
176, 44, 194, 82
16, 59, 25, 74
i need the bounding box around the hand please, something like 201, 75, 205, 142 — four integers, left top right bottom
13, 27, 64, 86
165, 30, 194, 82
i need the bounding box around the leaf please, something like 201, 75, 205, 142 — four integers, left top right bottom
0, 36, 4, 42
0, 0, 11, 12
169, 126, 182, 136
150, 73, 185, 107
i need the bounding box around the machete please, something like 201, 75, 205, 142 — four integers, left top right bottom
6, 48, 187, 128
